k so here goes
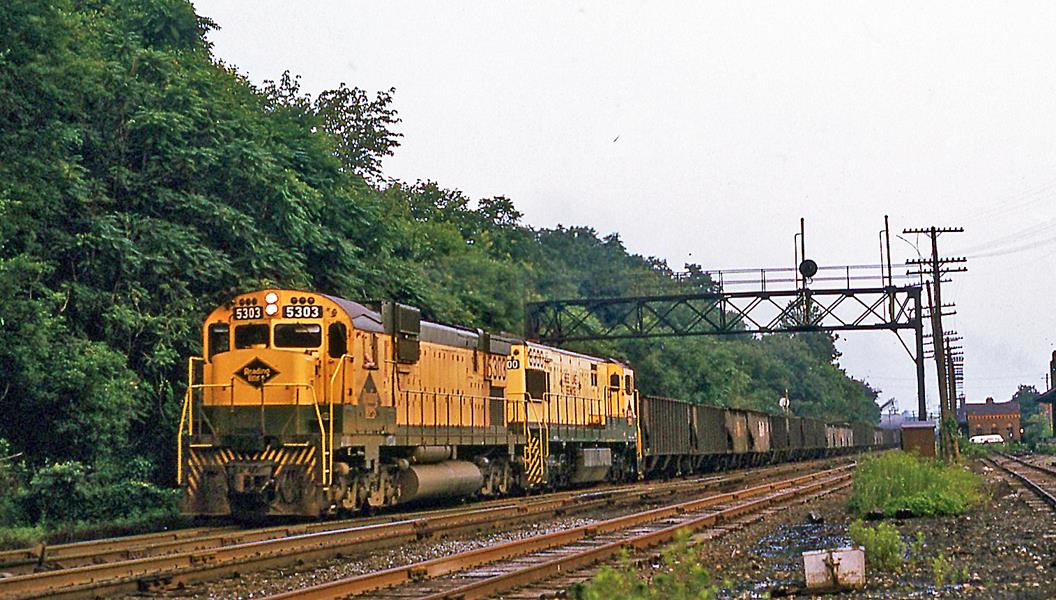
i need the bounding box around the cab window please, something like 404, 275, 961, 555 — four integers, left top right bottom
235, 324, 269, 349
275, 323, 322, 348
208, 323, 229, 359
526, 368, 548, 401
625, 374, 633, 394
328, 323, 347, 358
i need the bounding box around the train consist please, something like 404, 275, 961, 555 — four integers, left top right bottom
178, 289, 897, 518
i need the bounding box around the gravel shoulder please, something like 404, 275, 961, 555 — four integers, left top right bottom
694, 459, 1056, 599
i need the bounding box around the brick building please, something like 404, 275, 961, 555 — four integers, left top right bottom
965, 397, 1020, 442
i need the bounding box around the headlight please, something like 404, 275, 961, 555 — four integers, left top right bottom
265, 292, 279, 304
265, 303, 279, 316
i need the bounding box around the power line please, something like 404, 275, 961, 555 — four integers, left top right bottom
967, 231, 1056, 260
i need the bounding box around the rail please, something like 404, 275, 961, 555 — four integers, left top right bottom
990, 453, 1056, 510
0, 460, 845, 599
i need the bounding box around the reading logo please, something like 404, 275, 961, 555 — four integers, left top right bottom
236, 358, 280, 388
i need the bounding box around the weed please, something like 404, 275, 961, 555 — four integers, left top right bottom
908, 531, 926, 565
848, 451, 983, 517
848, 520, 904, 572
570, 529, 717, 600
931, 553, 955, 587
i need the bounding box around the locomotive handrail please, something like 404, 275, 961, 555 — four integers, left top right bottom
326, 355, 352, 488
177, 356, 205, 484
397, 390, 499, 447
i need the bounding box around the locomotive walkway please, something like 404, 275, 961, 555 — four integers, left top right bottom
0, 458, 848, 599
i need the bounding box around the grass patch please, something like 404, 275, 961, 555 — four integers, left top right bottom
569, 529, 717, 600
0, 526, 44, 551
848, 451, 983, 517
0, 509, 190, 551
956, 437, 991, 460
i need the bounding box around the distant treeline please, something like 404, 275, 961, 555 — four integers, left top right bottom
0, 0, 880, 487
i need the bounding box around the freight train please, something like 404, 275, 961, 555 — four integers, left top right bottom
177, 289, 897, 518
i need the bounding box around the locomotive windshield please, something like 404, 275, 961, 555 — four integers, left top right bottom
234, 323, 269, 348
274, 323, 322, 348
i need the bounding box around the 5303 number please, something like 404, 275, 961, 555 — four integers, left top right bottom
282, 305, 322, 319
233, 306, 263, 320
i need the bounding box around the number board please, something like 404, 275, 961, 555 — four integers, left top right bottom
282, 305, 323, 319
233, 306, 263, 320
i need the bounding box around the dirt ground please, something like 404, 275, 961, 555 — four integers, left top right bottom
696, 461, 1056, 599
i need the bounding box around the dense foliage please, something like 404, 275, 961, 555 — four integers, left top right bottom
848, 451, 983, 518
1010, 385, 1052, 443
0, 0, 881, 529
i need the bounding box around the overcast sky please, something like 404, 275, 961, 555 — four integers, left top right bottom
192, 1, 1056, 416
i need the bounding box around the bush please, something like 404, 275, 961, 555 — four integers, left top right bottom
848, 451, 983, 517
20, 460, 179, 528
849, 520, 904, 572
570, 529, 717, 600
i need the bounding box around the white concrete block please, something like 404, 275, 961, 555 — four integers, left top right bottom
803, 547, 866, 589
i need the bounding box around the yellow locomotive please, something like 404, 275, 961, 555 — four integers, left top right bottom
178, 290, 638, 517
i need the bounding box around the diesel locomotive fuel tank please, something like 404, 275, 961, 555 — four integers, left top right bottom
397, 460, 484, 503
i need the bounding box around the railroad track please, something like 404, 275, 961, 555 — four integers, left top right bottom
0, 458, 850, 599
987, 452, 1056, 511
0, 469, 751, 577
264, 464, 854, 600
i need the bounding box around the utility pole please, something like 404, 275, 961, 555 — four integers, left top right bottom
906, 226, 966, 462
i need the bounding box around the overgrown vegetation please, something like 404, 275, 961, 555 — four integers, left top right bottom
0, 442, 180, 545
848, 520, 905, 572
956, 436, 991, 460
2, 0, 882, 533
848, 451, 983, 517
569, 530, 717, 600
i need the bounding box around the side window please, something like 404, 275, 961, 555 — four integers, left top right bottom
208, 323, 229, 360
624, 374, 633, 394
363, 334, 379, 369
609, 373, 620, 389
328, 322, 348, 358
